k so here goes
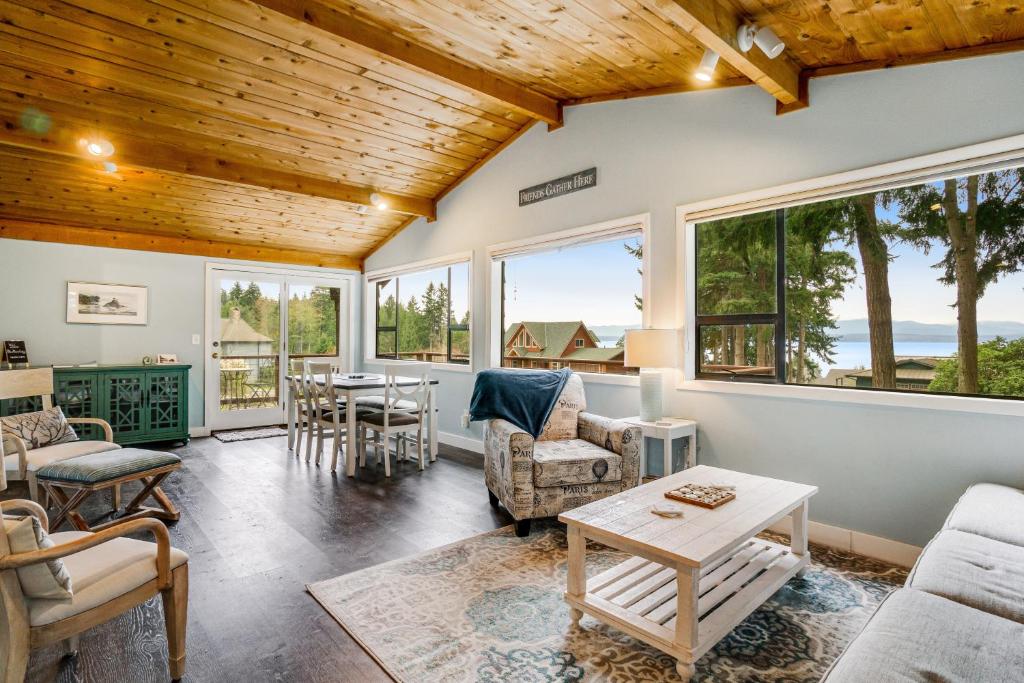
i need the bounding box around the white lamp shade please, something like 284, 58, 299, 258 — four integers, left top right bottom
624, 329, 678, 368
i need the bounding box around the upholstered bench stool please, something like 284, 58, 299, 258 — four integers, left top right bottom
35, 448, 182, 533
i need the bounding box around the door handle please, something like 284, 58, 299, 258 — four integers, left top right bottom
211, 352, 220, 359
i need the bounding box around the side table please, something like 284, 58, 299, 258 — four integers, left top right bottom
622, 416, 697, 481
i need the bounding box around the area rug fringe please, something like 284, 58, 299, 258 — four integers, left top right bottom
212, 426, 289, 442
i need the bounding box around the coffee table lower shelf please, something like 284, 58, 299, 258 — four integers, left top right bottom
565, 537, 807, 680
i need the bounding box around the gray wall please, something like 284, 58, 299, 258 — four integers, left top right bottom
0, 239, 361, 429
365, 52, 1024, 547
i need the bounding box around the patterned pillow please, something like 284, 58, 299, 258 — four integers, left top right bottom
2, 514, 74, 599
538, 374, 587, 441
0, 407, 78, 451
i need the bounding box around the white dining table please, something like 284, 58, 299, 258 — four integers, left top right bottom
285, 373, 439, 477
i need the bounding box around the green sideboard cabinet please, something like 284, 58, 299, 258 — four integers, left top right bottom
0, 364, 191, 446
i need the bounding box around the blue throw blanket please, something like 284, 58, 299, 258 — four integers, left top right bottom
469, 368, 571, 438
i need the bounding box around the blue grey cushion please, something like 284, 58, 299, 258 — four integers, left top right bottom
36, 449, 180, 483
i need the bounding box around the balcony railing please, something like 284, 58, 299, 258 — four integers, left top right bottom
218, 352, 342, 410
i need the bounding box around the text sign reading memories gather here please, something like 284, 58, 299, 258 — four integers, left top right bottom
518, 167, 597, 207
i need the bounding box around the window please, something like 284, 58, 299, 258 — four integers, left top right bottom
371, 259, 470, 365
492, 219, 646, 376
693, 162, 1024, 400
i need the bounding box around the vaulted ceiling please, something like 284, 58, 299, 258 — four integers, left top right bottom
0, 0, 1021, 270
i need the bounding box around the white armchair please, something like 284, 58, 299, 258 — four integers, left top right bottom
0, 499, 189, 681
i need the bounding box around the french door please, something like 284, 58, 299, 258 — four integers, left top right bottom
205, 266, 351, 431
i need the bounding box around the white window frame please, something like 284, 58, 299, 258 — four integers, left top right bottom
363, 251, 474, 373
486, 213, 652, 386
676, 133, 1024, 417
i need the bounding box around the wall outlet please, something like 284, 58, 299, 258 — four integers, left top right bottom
191, 334, 201, 345
460, 410, 470, 429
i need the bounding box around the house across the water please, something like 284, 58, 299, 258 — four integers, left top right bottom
503, 321, 629, 374
818, 356, 946, 391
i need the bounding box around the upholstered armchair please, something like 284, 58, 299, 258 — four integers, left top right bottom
484, 373, 642, 536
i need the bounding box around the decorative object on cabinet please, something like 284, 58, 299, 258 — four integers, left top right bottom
66, 282, 148, 325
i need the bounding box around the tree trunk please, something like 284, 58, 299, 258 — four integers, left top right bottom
796, 320, 807, 383
942, 177, 980, 394
720, 327, 729, 366
733, 326, 746, 366
756, 326, 768, 368
853, 193, 897, 389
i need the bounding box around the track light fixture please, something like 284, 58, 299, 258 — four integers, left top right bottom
369, 192, 388, 211
355, 204, 369, 215
694, 49, 719, 82
737, 23, 785, 59
78, 136, 115, 159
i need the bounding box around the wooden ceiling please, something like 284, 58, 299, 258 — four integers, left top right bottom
0, 0, 1021, 270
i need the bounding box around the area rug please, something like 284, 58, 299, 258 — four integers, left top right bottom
212, 426, 288, 442
307, 521, 906, 682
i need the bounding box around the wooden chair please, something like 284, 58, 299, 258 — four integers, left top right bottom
0, 498, 189, 681
357, 364, 430, 477
304, 361, 348, 471
0, 368, 119, 504
288, 359, 309, 459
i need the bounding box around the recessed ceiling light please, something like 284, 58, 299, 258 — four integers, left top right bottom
79, 137, 114, 158
695, 49, 719, 82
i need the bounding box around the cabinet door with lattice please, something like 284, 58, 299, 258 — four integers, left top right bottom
54, 372, 102, 441
0, 395, 43, 418
101, 371, 147, 440
146, 369, 186, 439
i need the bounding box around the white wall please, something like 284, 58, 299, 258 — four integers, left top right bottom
0, 239, 361, 429
364, 52, 1024, 546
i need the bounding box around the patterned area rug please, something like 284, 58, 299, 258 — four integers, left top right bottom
308, 521, 906, 682
212, 426, 289, 442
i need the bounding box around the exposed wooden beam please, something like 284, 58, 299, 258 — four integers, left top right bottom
250, 0, 563, 128
0, 219, 362, 270
643, 0, 804, 109
0, 117, 436, 220
565, 77, 751, 106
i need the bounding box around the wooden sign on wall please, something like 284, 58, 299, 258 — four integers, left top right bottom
519, 167, 597, 206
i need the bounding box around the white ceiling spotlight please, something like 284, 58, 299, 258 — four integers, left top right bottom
694, 49, 719, 82
355, 204, 369, 215
737, 23, 786, 59
369, 192, 388, 211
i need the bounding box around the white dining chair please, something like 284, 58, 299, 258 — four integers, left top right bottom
357, 363, 430, 477
304, 361, 359, 472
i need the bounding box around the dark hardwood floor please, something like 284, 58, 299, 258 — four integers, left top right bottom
4, 436, 512, 682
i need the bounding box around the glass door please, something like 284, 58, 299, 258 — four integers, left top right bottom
207, 271, 285, 430
206, 268, 350, 431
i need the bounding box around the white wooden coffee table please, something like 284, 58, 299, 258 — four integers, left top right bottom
559, 465, 817, 681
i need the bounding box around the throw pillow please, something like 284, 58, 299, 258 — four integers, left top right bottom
0, 407, 78, 450
2, 514, 74, 599
538, 373, 587, 441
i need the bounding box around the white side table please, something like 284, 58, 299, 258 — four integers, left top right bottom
622, 416, 698, 481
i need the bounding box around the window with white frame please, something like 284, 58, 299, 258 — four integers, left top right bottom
369, 257, 470, 365
690, 160, 1024, 400
490, 217, 647, 376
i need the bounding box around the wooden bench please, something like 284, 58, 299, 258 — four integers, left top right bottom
35, 448, 182, 533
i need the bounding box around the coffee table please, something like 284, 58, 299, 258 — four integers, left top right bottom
559, 465, 817, 681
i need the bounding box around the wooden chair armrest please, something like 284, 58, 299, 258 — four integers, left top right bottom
0, 518, 172, 589
2, 432, 29, 479
66, 417, 114, 442
0, 499, 49, 530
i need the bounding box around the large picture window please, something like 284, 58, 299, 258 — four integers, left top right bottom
494, 225, 645, 376
694, 163, 1024, 399
372, 259, 470, 365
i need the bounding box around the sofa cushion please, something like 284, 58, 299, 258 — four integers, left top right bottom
538, 373, 586, 442
4, 440, 121, 475
2, 514, 73, 599
944, 483, 1024, 547
907, 529, 1024, 624
532, 439, 621, 487
28, 531, 188, 627
36, 448, 179, 484
822, 588, 1024, 682
0, 407, 77, 450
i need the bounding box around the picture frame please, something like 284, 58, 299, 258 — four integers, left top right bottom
66, 281, 149, 325
156, 353, 178, 364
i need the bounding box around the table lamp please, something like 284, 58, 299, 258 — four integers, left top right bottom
624, 329, 678, 422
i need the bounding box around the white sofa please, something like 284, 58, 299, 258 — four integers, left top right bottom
822, 483, 1024, 681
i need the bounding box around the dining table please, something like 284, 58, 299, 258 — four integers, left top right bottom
285, 372, 439, 477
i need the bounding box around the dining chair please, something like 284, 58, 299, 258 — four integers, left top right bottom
357, 364, 430, 477
303, 361, 356, 472
288, 359, 308, 459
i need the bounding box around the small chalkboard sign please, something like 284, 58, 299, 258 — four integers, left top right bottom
2, 340, 28, 366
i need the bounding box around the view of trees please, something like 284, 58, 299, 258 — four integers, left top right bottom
220, 282, 340, 356
696, 166, 1024, 397
375, 267, 470, 363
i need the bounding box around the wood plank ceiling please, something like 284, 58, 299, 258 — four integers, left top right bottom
0, 0, 1021, 269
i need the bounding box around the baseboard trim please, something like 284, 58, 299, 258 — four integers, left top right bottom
769, 516, 922, 568
439, 431, 484, 455
189, 426, 212, 438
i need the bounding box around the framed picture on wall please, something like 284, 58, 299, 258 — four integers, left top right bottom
66, 281, 149, 325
